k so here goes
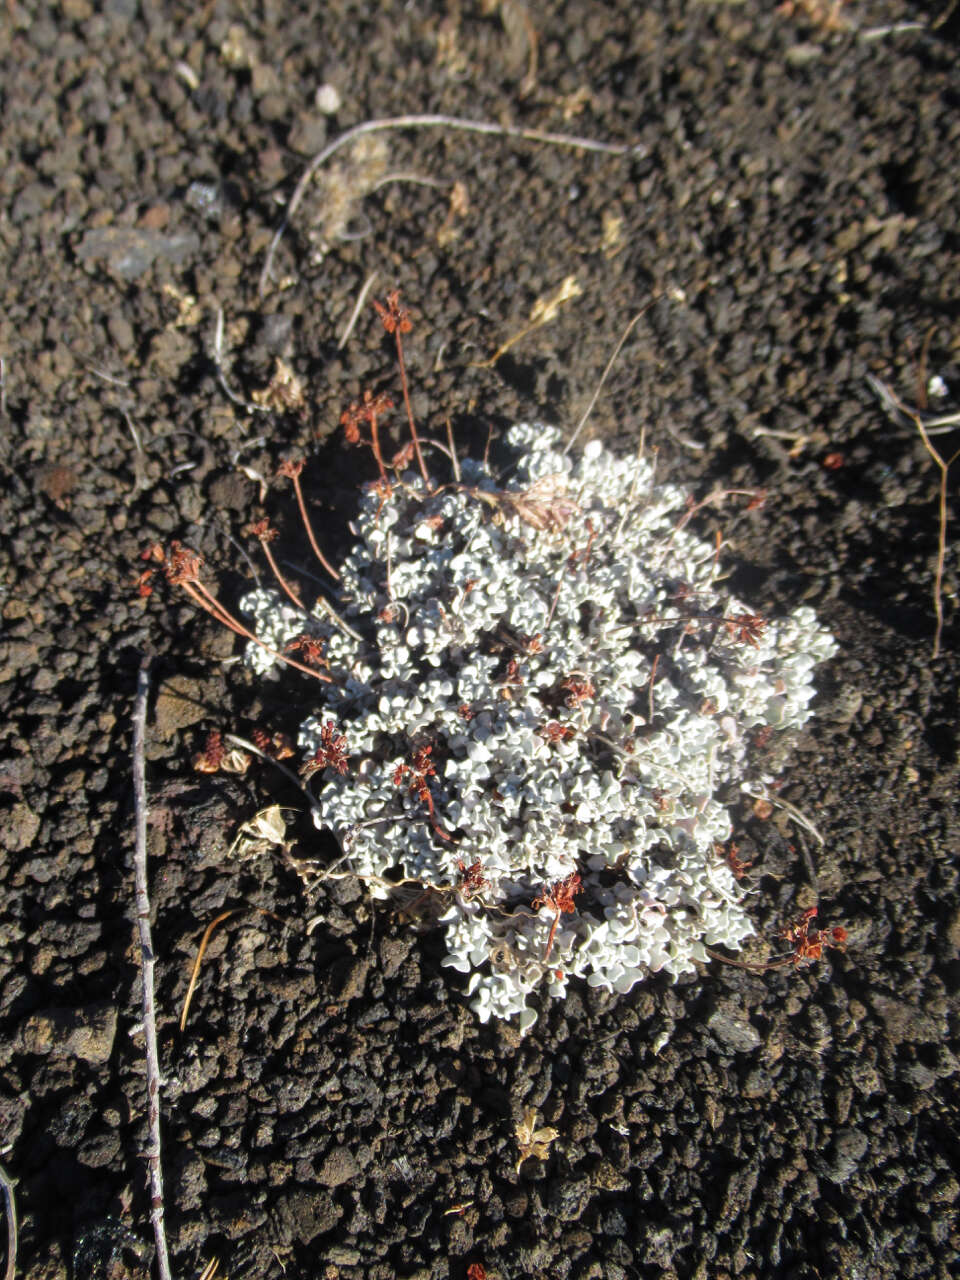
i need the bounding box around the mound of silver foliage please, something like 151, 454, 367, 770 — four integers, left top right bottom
243, 425, 836, 1032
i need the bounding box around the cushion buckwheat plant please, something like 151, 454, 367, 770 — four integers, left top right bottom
155, 295, 839, 1034
240, 452, 836, 1031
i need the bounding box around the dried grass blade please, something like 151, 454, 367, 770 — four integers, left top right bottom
179, 910, 239, 1032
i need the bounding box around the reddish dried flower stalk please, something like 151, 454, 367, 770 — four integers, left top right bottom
567, 518, 597, 568
715, 841, 753, 881
532, 871, 583, 963
160, 542, 332, 683
539, 720, 576, 744
277, 458, 340, 582
393, 743, 452, 842
504, 658, 524, 687
286, 633, 328, 671
744, 489, 768, 512
390, 440, 416, 471
246, 518, 306, 614
466, 1265, 487, 1280
341, 389, 395, 484
373, 291, 430, 488
301, 722, 350, 778
136, 543, 167, 597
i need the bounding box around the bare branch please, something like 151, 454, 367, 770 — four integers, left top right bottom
132, 657, 173, 1280
0, 1161, 16, 1280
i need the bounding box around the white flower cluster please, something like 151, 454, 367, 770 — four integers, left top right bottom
242, 426, 836, 1033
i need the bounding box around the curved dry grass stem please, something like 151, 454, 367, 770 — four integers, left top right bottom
179, 910, 238, 1032
180, 907, 285, 1031
259, 113, 637, 295
564, 302, 654, 455
225, 733, 325, 826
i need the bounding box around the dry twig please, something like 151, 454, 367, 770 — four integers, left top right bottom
132, 657, 173, 1280
868, 375, 959, 658
0, 1160, 16, 1280
259, 113, 637, 295
909, 411, 959, 660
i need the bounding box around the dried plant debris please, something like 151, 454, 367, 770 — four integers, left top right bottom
514, 1108, 559, 1174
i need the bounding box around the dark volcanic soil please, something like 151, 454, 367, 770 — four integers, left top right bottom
1, 2, 959, 1279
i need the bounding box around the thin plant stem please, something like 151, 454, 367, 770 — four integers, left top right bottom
214, 309, 270, 415
274, 562, 365, 644
647, 653, 660, 725
180, 907, 285, 1031
565, 304, 653, 454
257, 537, 307, 614
132, 658, 173, 1280
369, 404, 389, 484
286, 471, 341, 581
393, 328, 430, 488
314, 595, 365, 645
339, 271, 379, 350
259, 113, 636, 295
226, 732, 325, 826
180, 910, 238, 1032
873, 378, 959, 659
543, 911, 561, 964
910, 411, 960, 660
178, 580, 333, 682
444, 415, 461, 483
181, 579, 248, 635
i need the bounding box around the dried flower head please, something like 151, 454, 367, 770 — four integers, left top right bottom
778, 906, 847, 967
